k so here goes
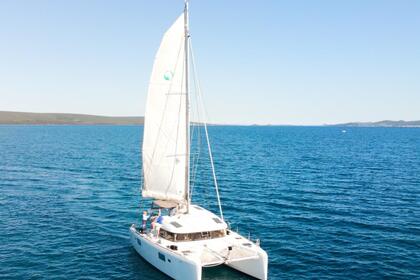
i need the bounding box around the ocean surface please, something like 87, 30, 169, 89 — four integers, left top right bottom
0, 125, 419, 280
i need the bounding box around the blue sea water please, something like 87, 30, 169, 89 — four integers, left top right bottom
0, 125, 419, 280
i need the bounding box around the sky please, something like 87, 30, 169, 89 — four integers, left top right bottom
0, 0, 419, 125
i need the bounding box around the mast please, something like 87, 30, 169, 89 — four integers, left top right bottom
184, 0, 190, 212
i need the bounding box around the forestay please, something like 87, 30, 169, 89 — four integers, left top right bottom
142, 14, 188, 202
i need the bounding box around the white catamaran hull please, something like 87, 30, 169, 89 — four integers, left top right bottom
226, 248, 268, 280
130, 225, 268, 280
130, 227, 201, 280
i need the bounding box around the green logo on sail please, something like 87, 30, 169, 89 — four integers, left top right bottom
163, 71, 173, 81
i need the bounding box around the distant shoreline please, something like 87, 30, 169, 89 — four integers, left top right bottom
328, 120, 420, 128
0, 111, 143, 125
0, 111, 419, 127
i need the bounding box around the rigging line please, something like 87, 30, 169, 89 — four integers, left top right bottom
189, 41, 224, 221
189, 124, 198, 195
190, 124, 199, 191
193, 95, 202, 197
190, 127, 202, 197
193, 96, 205, 196
189, 46, 203, 198
190, 88, 201, 183
189, 44, 210, 208
190, 57, 203, 199
189, 77, 199, 197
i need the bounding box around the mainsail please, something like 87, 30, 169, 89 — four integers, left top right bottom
142, 14, 188, 202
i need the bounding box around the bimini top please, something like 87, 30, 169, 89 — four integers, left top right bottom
161, 204, 227, 234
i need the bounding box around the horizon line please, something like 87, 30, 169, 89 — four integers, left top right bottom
0, 110, 419, 126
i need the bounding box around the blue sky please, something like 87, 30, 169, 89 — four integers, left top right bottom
0, 0, 419, 125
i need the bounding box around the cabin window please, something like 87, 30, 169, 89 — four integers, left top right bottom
159, 229, 226, 242
210, 230, 225, 238
159, 229, 175, 241
175, 229, 226, 242
158, 252, 166, 262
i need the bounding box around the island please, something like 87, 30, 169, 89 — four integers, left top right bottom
0, 111, 144, 125
331, 120, 420, 127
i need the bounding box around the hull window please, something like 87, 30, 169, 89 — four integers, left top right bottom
158, 252, 166, 262
137, 239, 141, 246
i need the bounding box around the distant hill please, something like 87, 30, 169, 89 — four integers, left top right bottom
0, 111, 144, 125
333, 120, 420, 127
1, 111, 419, 127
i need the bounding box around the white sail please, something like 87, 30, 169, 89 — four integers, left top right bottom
142, 14, 188, 202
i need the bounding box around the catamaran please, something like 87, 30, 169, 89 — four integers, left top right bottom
129, 1, 268, 279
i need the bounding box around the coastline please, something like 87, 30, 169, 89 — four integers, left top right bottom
0, 111, 419, 127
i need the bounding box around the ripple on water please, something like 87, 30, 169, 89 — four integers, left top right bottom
0, 125, 419, 279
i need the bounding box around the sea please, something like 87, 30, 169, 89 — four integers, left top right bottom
0, 125, 419, 280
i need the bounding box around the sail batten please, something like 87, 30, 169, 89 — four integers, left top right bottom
142, 14, 188, 202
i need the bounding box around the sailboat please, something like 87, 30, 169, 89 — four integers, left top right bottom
129, 2, 268, 279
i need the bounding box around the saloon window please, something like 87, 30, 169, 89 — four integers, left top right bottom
159, 229, 175, 241
175, 230, 226, 242
159, 229, 226, 242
